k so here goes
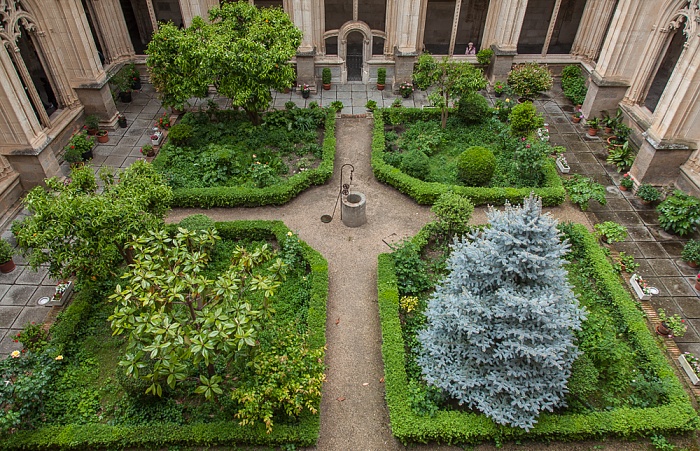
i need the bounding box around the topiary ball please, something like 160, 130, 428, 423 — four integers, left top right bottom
456, 146, 496, 186
179, 214, 216, 233
400, 150, 430, 180
456, 92, 491, 125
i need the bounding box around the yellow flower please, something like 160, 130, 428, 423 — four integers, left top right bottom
505, 98, 510, 102
55, 355, 63, 361
287, 231, 293, 237
10, 350, 20, 358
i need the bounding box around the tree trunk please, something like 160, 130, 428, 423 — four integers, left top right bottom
246, 108, 262, 126
441, 90, 449, 129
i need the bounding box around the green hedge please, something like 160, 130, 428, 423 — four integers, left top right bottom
170, 111, 336, 208
372, 109, 565, 206
377, 223, 698, 445
2, 221, 328, 450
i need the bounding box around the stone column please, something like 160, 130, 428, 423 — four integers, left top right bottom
581, 0, 649, 118
290, 0, 320, 88
570, 0, 616, 61
180, 0, 218, 26
386, 0, 422, 88
86, 0, 134, 64
481, 0, 528, 81
632, 30, 700, 186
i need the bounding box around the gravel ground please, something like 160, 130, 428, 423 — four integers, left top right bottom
167, 118, 697, 451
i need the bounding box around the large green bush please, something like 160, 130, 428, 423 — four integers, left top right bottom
509, 101, 544, 136
400, 150, 430, 180
560, 65, 587, 106
456, 146, 496, 186
657, 190, 700, 236
507, 63, 553, 100
456, 92, 491, 125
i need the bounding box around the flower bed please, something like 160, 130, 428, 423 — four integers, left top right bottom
371, 109, 565, 206
1, 221, 328, 449
377, 223, 696, 445
155, 109, 336, 208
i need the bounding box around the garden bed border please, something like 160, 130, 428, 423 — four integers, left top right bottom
2, 220, 328, 450
377, 223, 697, 445
371, 109, 566, 206
169, 111, 336, 208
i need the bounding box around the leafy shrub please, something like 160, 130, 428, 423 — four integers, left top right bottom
560, 65, 587, 106
657, 190, 700, 236
390, 239, 431, 296
456, 92, 490, 125
0, 238, 13, 264
63, 132, 94, 163
567, 354, 599, 401
456, 146, 495, 186
509, 101, 544, 136
398, 121, 443, 155
606, 141, 635, 172
179, 213, 215, 232
284, 101, 296, 110
329, 101, 343, 112
167, 123, 193, 146
377, 67, 386, 85
507, 63, 553, 100
594, 221, 628, 244
636, 183, 661, 202
514, 138, 548, 187
15, 322, 49, 353
322, 67, 331, 85
476, 48, 493, 65
418, 195, 586, 430
400, 150, 430, 180
681, 239, 700, 264
563, 174, 607, 211
431, 191, 474, 238
365, 100, 378, 111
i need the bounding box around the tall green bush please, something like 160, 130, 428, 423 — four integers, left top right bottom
456, 92, 490, 125
509, 101, 544, 136
560, 65, 587, 106
456, 146, 495, 186
657, 190, 700, 236
400, 150, 430, 180
507, 63, 553, 100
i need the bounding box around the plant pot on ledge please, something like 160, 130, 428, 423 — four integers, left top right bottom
679, 354, 700, 385
656, 322, 673, 337
96, 130, 109, 144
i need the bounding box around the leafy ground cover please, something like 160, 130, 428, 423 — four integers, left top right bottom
153, 106, 328, 190
1, 221, 328, 449
378, 222, 697, 445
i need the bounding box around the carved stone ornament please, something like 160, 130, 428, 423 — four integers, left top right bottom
663, 0, 699, 40
0, 0, 37, 49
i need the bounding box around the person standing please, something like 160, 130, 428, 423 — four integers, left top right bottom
465, 42, 476, 55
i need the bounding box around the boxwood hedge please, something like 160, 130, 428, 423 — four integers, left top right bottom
372, 109, 565, 206
377, 223, 698, 445
2, 220, 328, 450
170, 111, 336, 208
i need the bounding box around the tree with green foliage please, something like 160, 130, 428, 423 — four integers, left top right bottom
13, 161, 172, 286
413, 53, 487, 128
147, 2, 301, 124
146, 18, 211, 111
418, 195, 586, 430
208, 2, 302, 125
109, 228, 287, 400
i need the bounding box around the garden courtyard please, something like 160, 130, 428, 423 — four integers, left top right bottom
1, 82, 700, 450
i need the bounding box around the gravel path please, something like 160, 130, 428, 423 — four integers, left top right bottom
168, 119, 688, 451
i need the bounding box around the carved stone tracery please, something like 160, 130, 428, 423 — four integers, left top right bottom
663, 0, 699, 41
0, 0, 36, 50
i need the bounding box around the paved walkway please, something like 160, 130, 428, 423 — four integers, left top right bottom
0, 82, 699, 449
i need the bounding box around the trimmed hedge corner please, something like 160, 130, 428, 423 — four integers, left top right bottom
2, 221, 328, 450
378, 223, 698, 445
371, 109, 565, 206
170, 111, 336, 208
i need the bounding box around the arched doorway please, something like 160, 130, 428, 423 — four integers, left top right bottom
346, 31, 364, 81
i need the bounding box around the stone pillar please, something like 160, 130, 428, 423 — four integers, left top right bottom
581, 0, 648, 118
481, 0, 528, 81
392, 0, 423, 55
296, 51, 317, 91
631, 27, 700, 186
86, 0, 134, 64
393, 48, 417, 90
570, 0, 616, 61
179, 0, 218, 26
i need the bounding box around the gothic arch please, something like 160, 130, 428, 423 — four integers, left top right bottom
626, 0, 697, 105
337, 21, 371, 82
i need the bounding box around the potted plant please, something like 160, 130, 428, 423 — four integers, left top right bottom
53, 280, 73, 303
399, 82, 414, 98
118, 114, 127, 128
377, 68, 386, 91
696, 273, 700, 291
657, 190, 700, 236
656, 308, 687, 338
110, 66, 134, 102
556, 154, 570, 173
299, 83, 311, 99
636, 183, 661, 204
608, 123, 632, 147
681, 239, 700, 267
537, 125, 550, 142
493, 81, 506, 97
322, 68, 332, 90
0, 238, 15, 273
129, 63, 142, 90
151, 129, 164, 146
572, 111, 583, 123
594, 221, 627, 244
96, 129, 109, 144
329, 101, 344, 113
619, 173, 634, 191
630, 274, 655, 300
606, 141, 635, 172
365, 100, 378, 112
507, 63, 553, 101
85, 114, 99, 135
157, 112, 171, 129
476, 48, 493, 66
64, 131, 94, 162
679, 352, 700, 385
586, 117, 600, 136
140, 144, 155, 157
391, 98, 403, 108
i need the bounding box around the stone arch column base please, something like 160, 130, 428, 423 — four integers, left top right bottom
73, 82, 119, 128
487, 44, 516, 82
582, 72, 629, 119
393, 48, 416, 92
677, 166, 700, 198
296, 52, 316, 92
630, 137, 694, 186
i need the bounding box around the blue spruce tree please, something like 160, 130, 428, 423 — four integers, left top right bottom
417, 195, 586, 430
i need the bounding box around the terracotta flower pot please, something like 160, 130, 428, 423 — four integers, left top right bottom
377, 84, 385, 91
96, 132, 109, 143
323, 83, 331, 90
572, 116, 582, 123
0, 259, 15, 273
695, 280, 700, 290
604, 126, 613, 134
620, 186, 628, 191
656, 322, 673, 337
687, 261, 699, 268
588, 128, 598, 136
